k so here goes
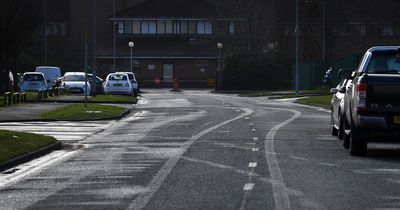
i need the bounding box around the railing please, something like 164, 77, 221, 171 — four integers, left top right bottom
2, 92, 27, 106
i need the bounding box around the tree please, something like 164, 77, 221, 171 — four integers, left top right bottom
0, 0, 42, 92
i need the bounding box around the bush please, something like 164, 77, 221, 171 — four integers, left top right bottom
221, 53, 292, 90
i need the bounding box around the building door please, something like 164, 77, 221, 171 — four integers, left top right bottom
163, 64, 174, 83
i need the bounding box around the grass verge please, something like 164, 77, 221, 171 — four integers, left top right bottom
296, 95, 332, 108
239, 87, 330, 98
41, 103, 128, 121
0, 130, 57, 163
89, 95, 138, 104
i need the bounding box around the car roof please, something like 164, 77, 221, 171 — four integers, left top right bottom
115, 71, 134, 75
24, 72, 43, 75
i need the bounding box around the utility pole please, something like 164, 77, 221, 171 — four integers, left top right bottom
43, 0, 47, 65
92, 0, 97, 96
113, 0, 116, 71
322, 1, 326, 62
295, 0, 300, 95
84, 37, 88, 108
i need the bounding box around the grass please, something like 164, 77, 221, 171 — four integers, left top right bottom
89, 95, 138, 104
0, 130, 57, 163
41, 103, 128, 121
296, 95, 332, 108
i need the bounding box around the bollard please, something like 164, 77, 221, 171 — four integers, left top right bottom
43, 89, 48, 98
38, 90, 42, 100
49, 88, 53, 97
20, 92, 26, 103
4, 92, 11, 106
13, 92, 19, 104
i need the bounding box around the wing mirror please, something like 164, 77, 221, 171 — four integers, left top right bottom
330, 88, 338, 95
338, 86, 346, 93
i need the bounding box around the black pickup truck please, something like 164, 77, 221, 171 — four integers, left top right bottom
341, 46, 400, 156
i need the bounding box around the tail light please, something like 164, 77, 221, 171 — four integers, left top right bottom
356, 77, 367, 110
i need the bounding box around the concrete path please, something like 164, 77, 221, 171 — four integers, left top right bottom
0, 102, 68, 122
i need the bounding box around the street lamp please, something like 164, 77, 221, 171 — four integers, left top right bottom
216, 42, 223, 91
128, 41, 134, 73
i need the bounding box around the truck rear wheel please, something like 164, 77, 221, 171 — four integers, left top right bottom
349, 125, 367, 156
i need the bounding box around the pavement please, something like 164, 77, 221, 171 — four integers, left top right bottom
0, 102, 69, 122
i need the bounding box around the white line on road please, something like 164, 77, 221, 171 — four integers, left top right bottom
252, 129, 256, 132
265, 108, 301, 210
253, 137, 259, 141
243, 183, 255, 191
127, 108, 254, 210
252, 148, 259, 152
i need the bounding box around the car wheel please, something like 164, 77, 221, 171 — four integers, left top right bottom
133, 90, 138, 97
330, 113, 338, 136
338, 115, 344, 140
349, 125, 367, 156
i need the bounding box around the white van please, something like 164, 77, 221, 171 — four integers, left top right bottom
35, 66, 61, 89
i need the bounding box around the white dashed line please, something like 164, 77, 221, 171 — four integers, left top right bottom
245, 117, 250, 120
243, 183, 255, 191
248, 162, 258, 168
253, 137, 259, 141
252, 129, 256, 132
252, 148, 259, 152
250, 123, 253, 126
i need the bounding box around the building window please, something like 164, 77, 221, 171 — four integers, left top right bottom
383, 24, 394, 36
118, 21, 124, 34
165, 20, 173, 34
181, 21, 188, 34
189, 21, 196, 34
229, 22, 235, 34
124, 21, 132, 34
360, 24, 367, 36
59, 23, 67, 36
174, 21, 181, 34
148, 64, 155, 71
133, 20, 140, 34
157, 20, 165, 34
197, 21, 212, 35
141, 20, 156, 34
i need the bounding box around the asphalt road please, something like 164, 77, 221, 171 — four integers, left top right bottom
1, 89, 400, 210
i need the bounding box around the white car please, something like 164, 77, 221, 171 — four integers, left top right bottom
103, 73, 132, 95
62, 72, 91, 95
20, 72, 48, 92
115, 71, 139, 96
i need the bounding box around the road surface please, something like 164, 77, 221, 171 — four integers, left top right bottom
1, 89, 400, 210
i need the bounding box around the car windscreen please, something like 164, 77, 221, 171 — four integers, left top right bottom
366, 52, 400, 74
64, 75, 86, 81
23, 74, 44, 81
109, 75, 128, 81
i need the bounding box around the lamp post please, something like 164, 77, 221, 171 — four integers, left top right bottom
128, 42, 134, 73
216, 42, 223, 91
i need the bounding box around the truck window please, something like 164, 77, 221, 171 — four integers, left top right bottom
366, 53, 400, 74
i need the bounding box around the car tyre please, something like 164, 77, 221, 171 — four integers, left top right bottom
349, 125, 367, 156
338, 115, 344, 140
342, 118, 350, 149
133, 90, 138, 97
330, 113, 338, 136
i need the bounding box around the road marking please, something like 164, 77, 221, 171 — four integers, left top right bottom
252, 129, 256, 132
245, 117, 250, 120
252, 148, 259, 152
127, 108, 254, 210
265, 108, 301, 210
243, 183, 255, 191
253, 137, 259, 141
248, 162, 258, 168
250, 123, 253, 126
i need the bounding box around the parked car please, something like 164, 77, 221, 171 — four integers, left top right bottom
341, 46, 400, 156
19, 72, 48, 92
62, 72, 91, 95
330, 69, 353, 141
87, 73, 104, 94
103, 73, 133, 95
115, 71, 139, 97
35, 66, 61, 89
